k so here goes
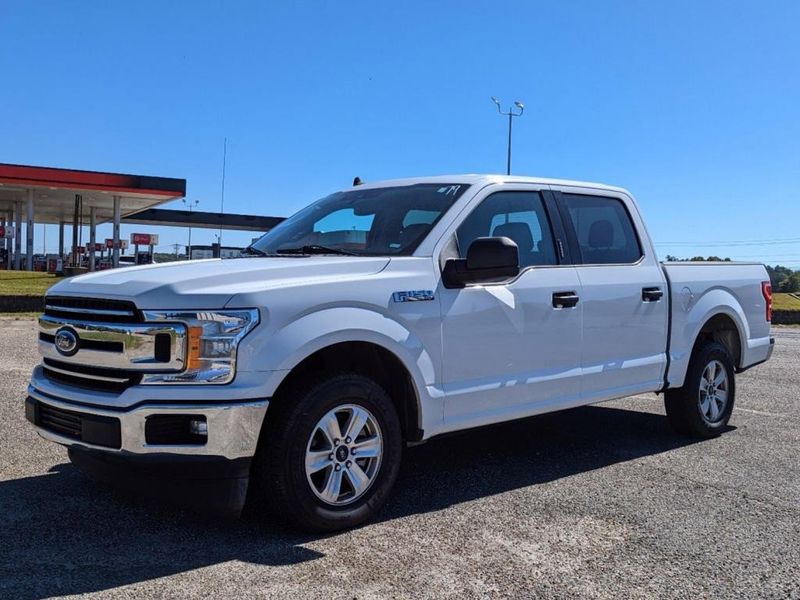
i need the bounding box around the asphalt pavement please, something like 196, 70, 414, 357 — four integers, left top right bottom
0, 318, 797, 599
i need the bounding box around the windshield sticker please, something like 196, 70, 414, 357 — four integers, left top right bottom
437, 185, 462, 196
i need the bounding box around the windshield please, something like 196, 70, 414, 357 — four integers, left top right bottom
250, 183, 469, 256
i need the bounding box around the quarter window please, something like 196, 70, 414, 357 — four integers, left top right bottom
561, 194, 642, 264
456, 191, 557, 267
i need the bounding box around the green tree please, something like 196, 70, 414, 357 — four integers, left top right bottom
787, 271, 800, 293
766, 265, 798, 292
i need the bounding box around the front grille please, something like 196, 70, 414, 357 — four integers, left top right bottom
38, 296, 186, 393
39, 332, 124, 353
43, 358, 142, 393
44, 296, 141, 323
26, 397, 122, 449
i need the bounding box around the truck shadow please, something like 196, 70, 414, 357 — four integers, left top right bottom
0, 403, 711, 598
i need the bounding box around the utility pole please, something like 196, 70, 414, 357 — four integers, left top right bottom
182, 198, 199, 259
491, 97, 525, 175
219, 137, 227, 246
170, 243, 181, 260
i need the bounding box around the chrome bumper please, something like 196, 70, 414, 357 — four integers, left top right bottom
27, 385, 268, 460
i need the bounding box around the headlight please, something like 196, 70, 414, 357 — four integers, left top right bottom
141, 309, 259, 384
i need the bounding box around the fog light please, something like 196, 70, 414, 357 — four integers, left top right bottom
145, 414, 207, 445
190, 419, 208, 436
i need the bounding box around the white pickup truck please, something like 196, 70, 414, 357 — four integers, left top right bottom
26, 175, 774, 531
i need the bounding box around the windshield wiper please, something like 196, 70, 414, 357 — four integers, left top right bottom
276, 245, 357, 256
240, 246, 290, 258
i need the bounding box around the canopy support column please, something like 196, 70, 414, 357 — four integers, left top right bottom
3, 212, 10, 269
112, 195, 121, 268
26, 189, 34, 271
71, 195, 80, 267
89, 207, 97, 272
58, 221, 65, 260
13, 201, 21, 270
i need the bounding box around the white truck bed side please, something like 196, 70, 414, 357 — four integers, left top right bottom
662, 261, 772, 388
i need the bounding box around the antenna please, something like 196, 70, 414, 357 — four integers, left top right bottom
218, 137, 227, 245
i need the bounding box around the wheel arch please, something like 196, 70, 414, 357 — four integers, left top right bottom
269, 340, 424, 442
668, 287, 749, 388
693, 312, 743, 370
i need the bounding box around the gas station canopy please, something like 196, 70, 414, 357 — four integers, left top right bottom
0, 162, 186, 271
0, 163, 186, 225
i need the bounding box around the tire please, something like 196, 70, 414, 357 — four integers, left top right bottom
253, 372, 402, 532
664, 341, 736, 438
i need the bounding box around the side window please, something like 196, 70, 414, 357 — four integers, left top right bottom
561, 194, 642, 264
455, 191, 557, 267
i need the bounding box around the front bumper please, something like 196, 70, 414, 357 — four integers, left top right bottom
26, 385, 268, 460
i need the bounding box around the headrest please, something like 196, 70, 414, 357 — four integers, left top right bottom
398, 223, 429, 247
588, 220, 614, 248
492, 222, 533, 251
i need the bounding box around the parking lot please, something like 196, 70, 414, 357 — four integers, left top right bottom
1, 318, 798, 599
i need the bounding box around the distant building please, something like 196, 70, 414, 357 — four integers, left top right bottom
188, 245, 244, 260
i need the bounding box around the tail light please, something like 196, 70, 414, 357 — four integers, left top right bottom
761, 281, 772, 322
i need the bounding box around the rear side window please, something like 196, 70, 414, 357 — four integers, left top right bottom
456, 191, 557, 267
561, 194, 642, 265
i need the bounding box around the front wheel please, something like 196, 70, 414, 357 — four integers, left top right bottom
253, 373, 402, 532
664, 341, 736, 438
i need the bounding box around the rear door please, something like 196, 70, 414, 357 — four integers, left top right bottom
438, 185, 584, 429
553, 188, 668, 401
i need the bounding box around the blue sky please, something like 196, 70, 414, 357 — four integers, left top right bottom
1, 1, 798, 264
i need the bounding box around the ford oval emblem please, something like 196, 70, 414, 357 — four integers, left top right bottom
54, 328, 79, 357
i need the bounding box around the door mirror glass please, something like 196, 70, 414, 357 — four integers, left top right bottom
443, 236, 520, 288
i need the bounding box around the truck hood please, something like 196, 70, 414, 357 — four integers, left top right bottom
48, 256, 391, 309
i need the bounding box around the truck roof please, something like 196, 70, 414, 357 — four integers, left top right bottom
345, 174, 630, 195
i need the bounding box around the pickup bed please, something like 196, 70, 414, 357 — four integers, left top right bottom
26, 175, 774, 531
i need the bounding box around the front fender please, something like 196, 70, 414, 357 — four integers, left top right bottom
241, 306, 437, 401
668, 287, 748, 388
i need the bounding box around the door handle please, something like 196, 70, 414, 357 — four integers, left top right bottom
552, 291, 579, 309
642, 287, 664, 302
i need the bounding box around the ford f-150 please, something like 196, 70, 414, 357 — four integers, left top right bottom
26, 175, 774, 531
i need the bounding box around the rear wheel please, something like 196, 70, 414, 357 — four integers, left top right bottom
254, 373, 402, 532
664, 341, 736, 438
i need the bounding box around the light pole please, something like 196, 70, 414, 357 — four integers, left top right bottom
491, 97, 524, 175
183, 198, 199, 259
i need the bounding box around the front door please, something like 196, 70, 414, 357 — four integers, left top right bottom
439, 187, 584, 430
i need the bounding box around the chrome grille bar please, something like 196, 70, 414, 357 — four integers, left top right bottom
38, 314, 187, 372
42, 362, 131, 384
44, 304, 135, 318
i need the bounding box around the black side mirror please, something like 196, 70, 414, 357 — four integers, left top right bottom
442, 236, 520, 288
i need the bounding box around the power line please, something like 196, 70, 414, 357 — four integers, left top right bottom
722, 253, 800, 259
656, 237, 800, 247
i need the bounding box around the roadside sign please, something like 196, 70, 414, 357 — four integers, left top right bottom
0, 225, 15, 239
105, 238, 129, 250
131, 233, 159, 246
